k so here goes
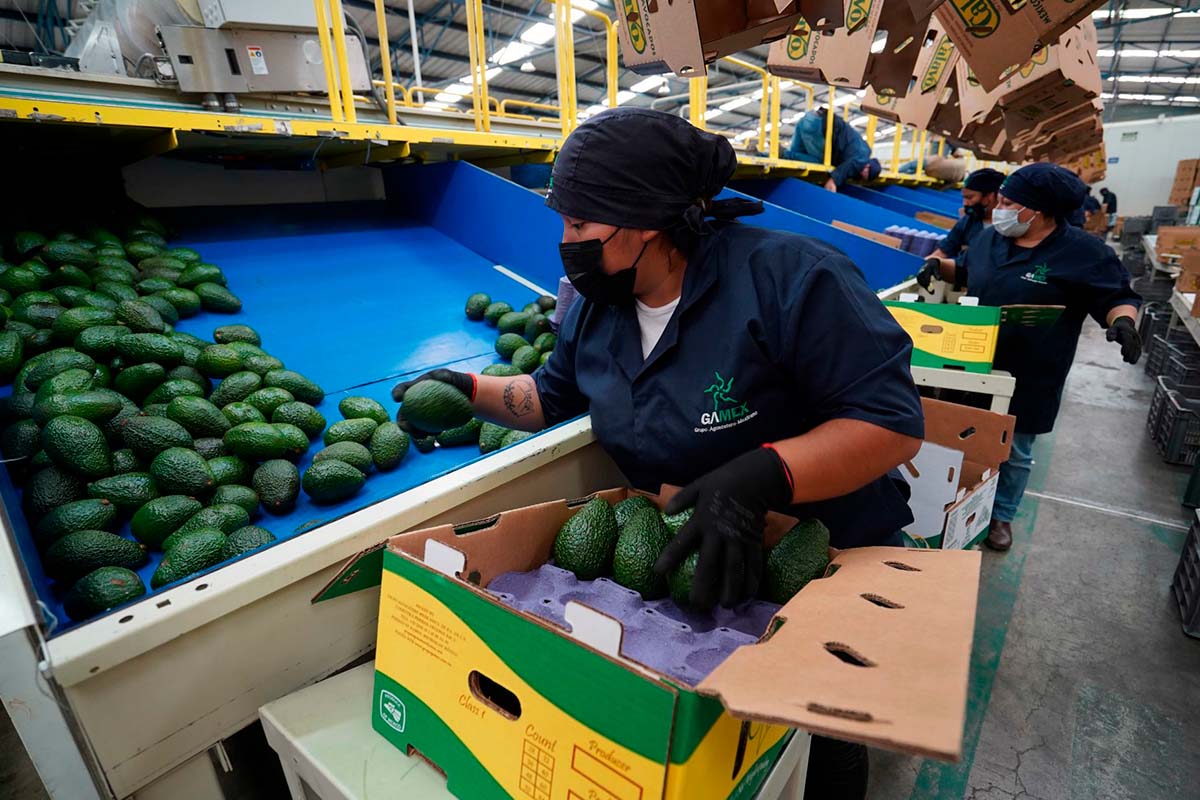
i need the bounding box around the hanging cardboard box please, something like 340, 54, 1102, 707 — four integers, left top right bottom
935, 0, 1104, 91
766, 0, 930, 96
862, 16, 959, 130
998, 26, 1100, 140
371, 486, 982, 800
901, 398, 1015, 550
1026, 98, 1104, 143
926, 76, 964, 139
618, 0, 840, 77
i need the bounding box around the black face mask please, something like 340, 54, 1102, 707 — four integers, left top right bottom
558, 228, 648, 306
964, 203, 984, 220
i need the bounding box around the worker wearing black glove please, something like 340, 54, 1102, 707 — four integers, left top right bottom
391, 368, 476, 432
653, 447, 794, 609
1106, 316, 1142, 364
915, 257, 941, 290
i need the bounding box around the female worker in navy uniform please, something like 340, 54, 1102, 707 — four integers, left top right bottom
394, 109, 926, 799
959, 163, 1141, 552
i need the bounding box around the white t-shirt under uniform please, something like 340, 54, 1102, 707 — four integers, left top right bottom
635, 297, 681, 359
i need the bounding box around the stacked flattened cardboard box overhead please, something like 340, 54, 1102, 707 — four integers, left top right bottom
617, 0, 843, 77
766, 0, 933, 97
935, 0, 1108, 90
368, 486, 983, 800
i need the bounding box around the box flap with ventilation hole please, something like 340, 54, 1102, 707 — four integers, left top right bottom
697, 547, 981, 761
901, 399, 1013, 547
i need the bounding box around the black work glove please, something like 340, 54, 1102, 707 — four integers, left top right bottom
1106, 316, 1141, 364
391, 369, 476, 433
916, 257, 941, 290
653, 447, 794, 610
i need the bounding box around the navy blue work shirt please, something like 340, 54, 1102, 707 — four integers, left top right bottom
828, 114, 873, 189
939, 213, 987, 259
963, 224, 1140, 434
534, 224, 925, 548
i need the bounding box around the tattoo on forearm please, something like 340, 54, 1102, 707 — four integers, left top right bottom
503, 378, 535, 418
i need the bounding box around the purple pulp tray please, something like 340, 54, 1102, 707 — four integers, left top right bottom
488, 563, 782, 687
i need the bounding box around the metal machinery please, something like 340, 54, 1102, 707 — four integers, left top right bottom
67, 0, 370, 111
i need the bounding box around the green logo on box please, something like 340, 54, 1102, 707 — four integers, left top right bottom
786, 20, 811, 59
951, 0, 1000, 37
846, 0, 873, 32
622, 0, 646, 53
921, 36, 955, 93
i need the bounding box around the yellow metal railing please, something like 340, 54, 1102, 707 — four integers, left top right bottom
723, 56, 769, 153
306, 0, 969, 182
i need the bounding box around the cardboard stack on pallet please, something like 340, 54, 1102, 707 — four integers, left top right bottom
1171, 159, 1200, 208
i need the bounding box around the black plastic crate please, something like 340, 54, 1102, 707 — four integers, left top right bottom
1170, 512, 1200, 638
1147, 375, 1178, 441
1123, 250, 1147, 277
1138, 302, 1170, 347
1123, 216, 1152, 237
1145, 332, 1200, 376
1133, 275, 1173, 303
1167, 352, 1200, 385
1153, 378, 1200, 465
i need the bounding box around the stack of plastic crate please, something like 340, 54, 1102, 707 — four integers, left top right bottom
1138, 303, 1171, 347
1149, 375, 1200, 465
1171, 511, 1200, 638
1145, 331, 1200, 377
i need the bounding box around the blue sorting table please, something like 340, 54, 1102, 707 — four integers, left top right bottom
8, 187, 559, 634
732, 177, 945, 235
876, 184, 963, 215
843, 184, 954, 220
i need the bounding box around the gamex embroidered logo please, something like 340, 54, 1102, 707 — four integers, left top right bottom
696, 372, 757, 433
1021, 264, 1050, 284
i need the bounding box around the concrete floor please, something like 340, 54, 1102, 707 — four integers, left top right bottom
4, 321, 1199, 800
869, 321, 1200, 800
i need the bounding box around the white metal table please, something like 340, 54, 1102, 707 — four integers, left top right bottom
1169, 290, 1200, 346
259, 662, 810, 800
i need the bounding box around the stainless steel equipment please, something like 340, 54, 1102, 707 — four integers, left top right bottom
199, 0, 319, 31
159, 25, 370, 95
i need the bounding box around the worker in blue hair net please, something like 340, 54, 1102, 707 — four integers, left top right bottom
958, 163, 1142, 552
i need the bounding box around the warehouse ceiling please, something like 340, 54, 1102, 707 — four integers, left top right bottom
0, 1, 1197, 138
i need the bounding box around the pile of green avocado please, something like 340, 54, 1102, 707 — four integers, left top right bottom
0, 216, 386, 623
552, 495, 832, 606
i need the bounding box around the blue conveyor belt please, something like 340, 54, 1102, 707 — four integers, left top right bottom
172, 221, 545, 394
8, 210, 554, 635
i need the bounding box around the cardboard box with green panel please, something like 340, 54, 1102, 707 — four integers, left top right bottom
367, 488, 982, 799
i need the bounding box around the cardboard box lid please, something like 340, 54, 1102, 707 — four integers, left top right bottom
900, 438, 965, 539
617, 0, 706, 77
862, 2, 933, 97
767, 0, 885, 86
698, 546, 981, 761
862, 16, 959, 128
920, 396, 1014, 468
936, 1, 1100, 92
799, 0, 846, 30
